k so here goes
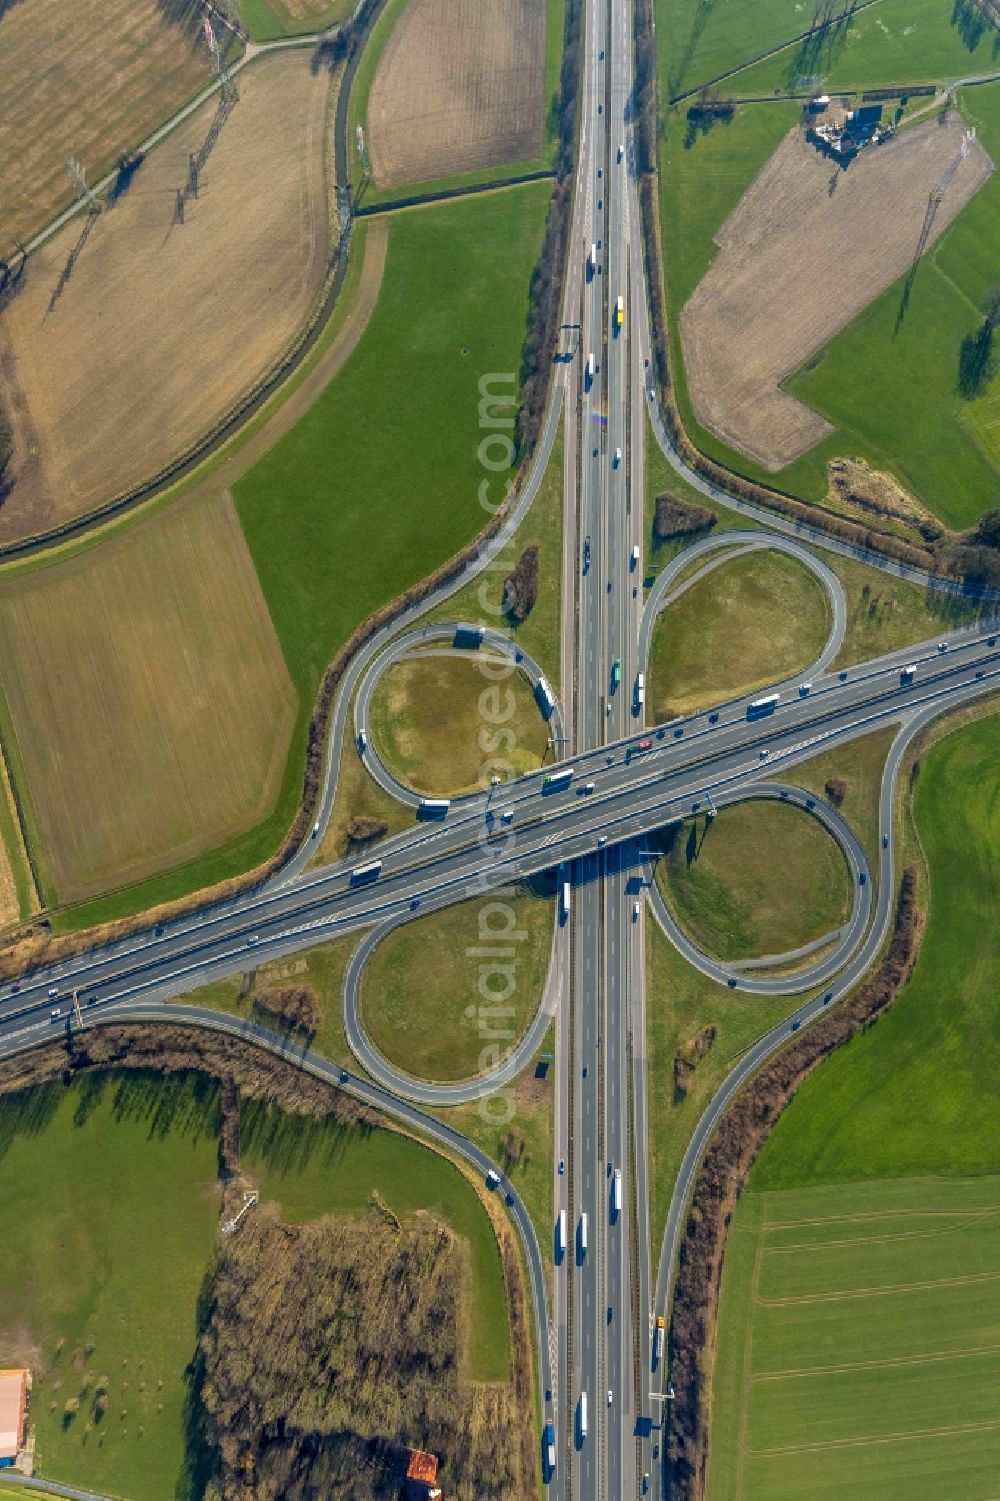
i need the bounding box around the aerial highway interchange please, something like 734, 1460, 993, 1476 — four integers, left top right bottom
1, 1, 999, 1498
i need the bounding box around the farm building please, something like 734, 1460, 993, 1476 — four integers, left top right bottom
810, 103, 893, 162
0, 1368, 28, 1467
406, 1447, 443, 1499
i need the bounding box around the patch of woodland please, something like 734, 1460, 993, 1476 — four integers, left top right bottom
197, 1205, 530, 1499
654, 493, 716, 541
503, 544, 539, 621
253, 985, 320, 1035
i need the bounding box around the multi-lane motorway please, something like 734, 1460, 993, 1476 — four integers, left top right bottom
2, 1, 1000, 1497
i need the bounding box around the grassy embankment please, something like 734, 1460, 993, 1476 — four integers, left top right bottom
180, 932, 359, 1067
707, 714, 1000, 1500
41, 185, 548, 930
425, 414, 566, 693
646, 548, 831, 717
658, 48, 1000, 526
368, 653, 550, 797
656, 800, 852, 963
360, 881, 555, 1082
349, 0, 567, 207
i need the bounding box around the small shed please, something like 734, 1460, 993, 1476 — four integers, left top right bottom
406, 1448, 443, 1499
0, 1369, 28, 1468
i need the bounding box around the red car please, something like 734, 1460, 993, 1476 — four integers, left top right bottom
637, 738, 652, 752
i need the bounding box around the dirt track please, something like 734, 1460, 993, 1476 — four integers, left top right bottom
0, 50, 333, 545
680, 116, 994, 472
367, 0, 547, 187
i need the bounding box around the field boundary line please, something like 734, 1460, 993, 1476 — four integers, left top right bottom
357, 169, 556, 217
759, 1266, 1000, 1305
733, 1207, 765, 1499
764, 1204, 1000, 1251
752, 1415, 1000, 1458
752, 1341, 1000, 1383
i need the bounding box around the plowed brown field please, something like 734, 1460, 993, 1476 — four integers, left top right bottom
367, 0, 547, 187
0, 0, 215, 251
0, 49, 332, 545
680, 116, 994, 472
0, 491, 296, 904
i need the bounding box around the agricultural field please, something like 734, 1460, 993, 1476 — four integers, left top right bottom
0, 1073, 221, 1501
661, 71, 1000, 528
655, 800, 852, 962
0, 0, 216, 252
0, 50, 332, 544
368, 652, 550, 796
235, 182, 551, 707
707, 715, 1000, 1498
366, 0, 549, 188
0, 492, 296, 906
658, 0, 844, 100
708, 1175, 1000, 1501
730, 0, 1000, 99
360, 880, 555, 1082
680, 115, 992, 471
646, 547, 831, 717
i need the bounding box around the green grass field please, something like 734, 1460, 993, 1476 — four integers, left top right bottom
785, 726, 896, 869
646, 547, 831, 716
235, 182, 551, 728
730, 0, 1000, 99
233, 0, 352, 42
360, 879, 554, 1082
656, 801, 852, 962
828, 552, 984, 668
0, 1074, 220, 1501
658, 0, 831, 101
368, 652, 550, 796
708, 1175, 1000, 1500
706, 715, 1000, 1498
240, 1103, 511, 1380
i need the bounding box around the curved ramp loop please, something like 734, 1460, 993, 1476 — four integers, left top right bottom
643, 781, 872, 996
353, 621, 566, 809
639, 530, 848, 684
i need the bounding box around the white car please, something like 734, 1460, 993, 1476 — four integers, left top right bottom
607, 1389, 613, 1406
759, 748, 769, 761
632, 902, 639, 921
